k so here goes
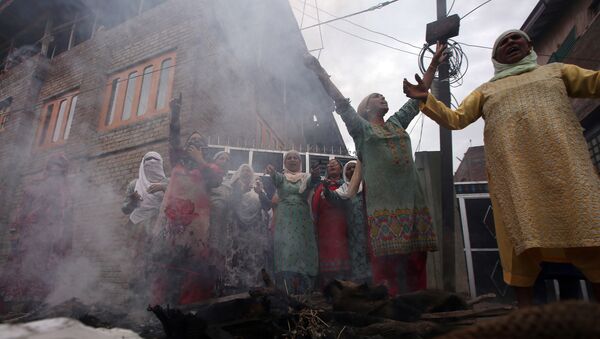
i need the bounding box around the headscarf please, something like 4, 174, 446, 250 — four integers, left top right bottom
490, 29, 538, 82
212, 151, 229, 162
335, 160, 363, 199
357, 93, 377, 118
283, 150, 311, 193
130, 152, 167, 224
46, 153, 69, 176
229, 164, 254, 188
230, 164, 263, 225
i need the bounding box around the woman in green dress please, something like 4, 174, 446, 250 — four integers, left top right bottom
305, 44, 446, 295
265, 151, 321, 293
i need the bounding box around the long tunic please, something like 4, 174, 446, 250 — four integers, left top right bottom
336, 99, 437, 257
313, 179, 351, 276
419, 64, 600, 280
326, 189, 371, 282
272, 172, 319, 276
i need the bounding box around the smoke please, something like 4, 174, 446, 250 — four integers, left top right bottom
0, 0, 343, 316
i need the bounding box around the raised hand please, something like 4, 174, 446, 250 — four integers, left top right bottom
403, 74, 428, 101
187, 144, 205, 165
265, 164, 276, 176
303, 54, 326, 75
431, 41, 449, 68
310, 162, 322, 178
169, 93, 182, 115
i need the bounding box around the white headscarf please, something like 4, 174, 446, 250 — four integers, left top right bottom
283, 150, 311, 193
231, 164, 263, 225
130, 152, 167, 224
490, 29, 538, 82
335, 160, 363, 199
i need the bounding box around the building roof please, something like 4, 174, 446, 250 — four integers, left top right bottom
454, 146, 487, 182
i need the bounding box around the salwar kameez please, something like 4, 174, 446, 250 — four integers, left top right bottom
313, 179, 351, 285
336, 99, 437, 295
271, 171, 319, 291
419, 63, 600, 286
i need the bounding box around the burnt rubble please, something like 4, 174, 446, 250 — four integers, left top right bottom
0, 271, 511, 339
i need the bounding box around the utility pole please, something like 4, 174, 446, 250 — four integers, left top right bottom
432, 0, 455, 292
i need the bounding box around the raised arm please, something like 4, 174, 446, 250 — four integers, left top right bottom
304, 55, 368, 138
168, 94, 182, 168
304, 55, 346, 102
562, 64, 600, 98
390, 43, 448, 129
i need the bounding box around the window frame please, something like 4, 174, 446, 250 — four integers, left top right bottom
99, 52, 176, 131
35, 91, 79, 149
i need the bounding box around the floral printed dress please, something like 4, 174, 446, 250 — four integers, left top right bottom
336, 99, 437, 257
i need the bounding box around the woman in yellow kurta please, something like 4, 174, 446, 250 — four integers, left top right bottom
404, 29, 600, 307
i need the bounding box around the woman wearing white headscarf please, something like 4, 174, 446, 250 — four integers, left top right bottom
122, 151, 168, 303
122, 151, 168, 227
265, 150, 321, 293
404, 29, 600, 307
324, 160, 370, 282
225, 164, 272, 290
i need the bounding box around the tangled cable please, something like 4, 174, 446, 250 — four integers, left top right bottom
418, 39, 469, 88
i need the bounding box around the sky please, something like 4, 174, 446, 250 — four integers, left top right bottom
289, 0, 539, 171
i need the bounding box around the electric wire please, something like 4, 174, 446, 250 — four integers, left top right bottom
408, 113, 422, 135
461, 0, 492, 19
293, 0, 422, 50
447, 0, 457, 15
314, 0, 325, 59
291, 5, 422, 57
300, 0, 308, 28
415, 112, 425, 151
301, 0, 400, 30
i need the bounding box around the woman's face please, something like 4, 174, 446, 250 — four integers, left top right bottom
284, 152, 301, 172
144, 157, 164, 182
185, 133, 206, 152
327, 159, 342, 179
240, 166, 253, 184
494, 32, 532, 64
345, 162, 356, 181
367, 93, 389, 117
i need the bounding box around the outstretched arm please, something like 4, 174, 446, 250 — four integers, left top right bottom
168, 94, 182, 167
388, 43, 447, 129
305, 55, 368, 138
304, 55, 346, 102
403, 42, 448, 101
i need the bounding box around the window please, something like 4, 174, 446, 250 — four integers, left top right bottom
100, 52, 176, 130
35, 92, 79, 147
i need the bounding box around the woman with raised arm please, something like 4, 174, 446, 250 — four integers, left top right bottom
403, 30, 600, 307
305, 43, 447, 295
323, 160, 371, 283
312, 158, 351, 286
265, 151, 321, 293
151, 94, 223, 305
